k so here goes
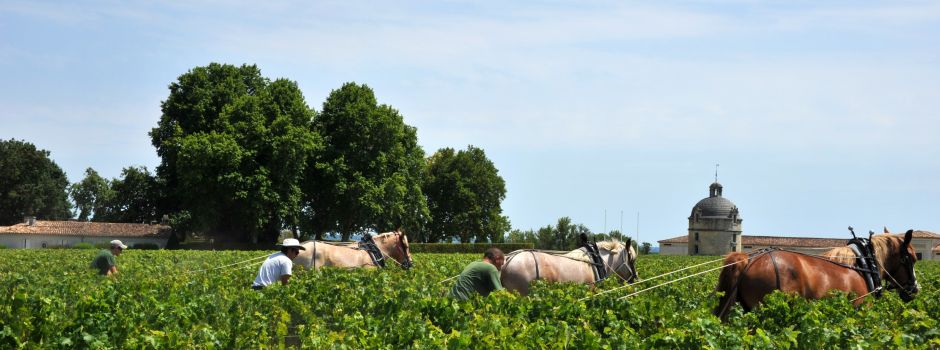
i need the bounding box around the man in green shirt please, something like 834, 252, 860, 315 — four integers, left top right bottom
449, 248, 505, 300
91, 240, 127, 276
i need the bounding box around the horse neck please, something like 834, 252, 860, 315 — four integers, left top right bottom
870, 236, 896, 275
373, 234, 401, 259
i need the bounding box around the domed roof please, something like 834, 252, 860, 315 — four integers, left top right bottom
693, 196, 737, 217
691, 182, 740, 218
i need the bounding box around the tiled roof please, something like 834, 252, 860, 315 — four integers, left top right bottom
892, 230, 940, 239
742, 235, 847, 248
0, 220, 172, 238
658, 235, 847, 248
658, 236, 689, 244
933, 244, 940, 253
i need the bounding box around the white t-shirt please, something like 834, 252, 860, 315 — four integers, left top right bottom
252, 252, 293, 287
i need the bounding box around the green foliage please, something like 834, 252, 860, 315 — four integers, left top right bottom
0, 139, 72, 225
132, 243, 160, 250
534, 217, 594, 250
423, 146, 510, 243
96, 166, 161, 224
0, 251, 937, 348
69, 168, 113, 221
303, 82, 428, 241
72, 242, 95, 250
150, 63, 319, 243
409, 243, 534, 254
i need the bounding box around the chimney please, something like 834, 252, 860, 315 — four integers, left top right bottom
161, 214, 170, 225
24, 216, 36, 226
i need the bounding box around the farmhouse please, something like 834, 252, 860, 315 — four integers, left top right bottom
0, 217, 172, 249
659, 181, 940, 261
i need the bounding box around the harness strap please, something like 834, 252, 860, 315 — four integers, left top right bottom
582, 243, 607, 283
529, 251, 540, 280
768, 250, 781, 290
717, 248, 773, 317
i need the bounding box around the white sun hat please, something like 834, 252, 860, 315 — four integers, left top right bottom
110, 240, 128, 249
278, 238, 306, 250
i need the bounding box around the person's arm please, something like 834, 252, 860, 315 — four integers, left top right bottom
489, 266, 503, 291
107, 254, 118, 276
279, 259, 293, 285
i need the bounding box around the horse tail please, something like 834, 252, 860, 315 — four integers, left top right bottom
714, 252, 750, 322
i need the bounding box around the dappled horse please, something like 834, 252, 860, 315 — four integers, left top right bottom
500, 239, 638, 296
714, 230, 919, 322
293, 230, 413, 270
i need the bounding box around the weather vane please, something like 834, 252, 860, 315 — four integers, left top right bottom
715, 163, 719, 182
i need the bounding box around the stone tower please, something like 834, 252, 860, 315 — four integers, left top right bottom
688, 182, 742, 255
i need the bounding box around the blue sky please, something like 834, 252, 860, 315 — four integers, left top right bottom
2, 1, 938, 244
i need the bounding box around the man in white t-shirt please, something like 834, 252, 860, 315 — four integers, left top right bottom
252, 238, 305, 290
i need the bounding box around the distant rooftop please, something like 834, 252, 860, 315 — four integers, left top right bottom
0, 220, 172, 238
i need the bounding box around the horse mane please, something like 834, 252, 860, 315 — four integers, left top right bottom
561, 240, 626, 261
824, 234, 896, 269
372, 231, 401, 241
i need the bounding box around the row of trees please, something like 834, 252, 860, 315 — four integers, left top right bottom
505, 216, 651, 253
1, 63, 509, 244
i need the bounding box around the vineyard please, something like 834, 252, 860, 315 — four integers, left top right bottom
2, 249, 939, 349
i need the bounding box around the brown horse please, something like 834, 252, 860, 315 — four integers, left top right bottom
293, 230, 413, 270
500, 240, 638, 296
714, 230, 918, 321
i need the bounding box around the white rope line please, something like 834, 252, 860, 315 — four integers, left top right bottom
850, 286, 883, 303
184, 254, 270, 274
632, 256, 728, 285
578, 257, 733, 302
439, 275, 459, 284
615, 260, 746, 300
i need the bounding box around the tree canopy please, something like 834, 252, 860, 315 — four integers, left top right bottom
302, 83, 428, 241
0, 139, 72, 225
423, 146, 510, 243
69, 168, 112, 221
149, 63, 319, 243
95, 166, 161, 224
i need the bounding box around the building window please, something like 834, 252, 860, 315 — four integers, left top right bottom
732, 234, 737, 243
695, 232, 699, 241
694, 245, 699, 254
916, 253, 923, 260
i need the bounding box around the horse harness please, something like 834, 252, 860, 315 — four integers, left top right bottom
358, 234, 386, 268
582, 241, 609, 283
846, 237, 883, 297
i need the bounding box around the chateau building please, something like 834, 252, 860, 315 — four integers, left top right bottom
687, 181, 741, 255
659, 181, 940, 260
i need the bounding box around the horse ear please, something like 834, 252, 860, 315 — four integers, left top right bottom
902, 229, 913, 248
884, 226, 890, 234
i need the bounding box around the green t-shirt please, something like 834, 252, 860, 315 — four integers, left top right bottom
449, 261, 503, 301
91, 250, 116, 275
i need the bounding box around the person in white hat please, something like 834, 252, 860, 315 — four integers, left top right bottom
91, 240, 128, 276
251, 238, 306, 289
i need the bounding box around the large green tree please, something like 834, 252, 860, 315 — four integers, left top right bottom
0, 139, 72, 225
96, 166, 161, 224
302, 83, 428, 241
423, 146, 510, 243
69, 168, 113, 221
150, 63, 319, 243
535, 217, 593, 250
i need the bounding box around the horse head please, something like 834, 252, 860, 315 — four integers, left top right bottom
600, 239, 638, 283
876, 228, 919, 301
375, 230, 413, 270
